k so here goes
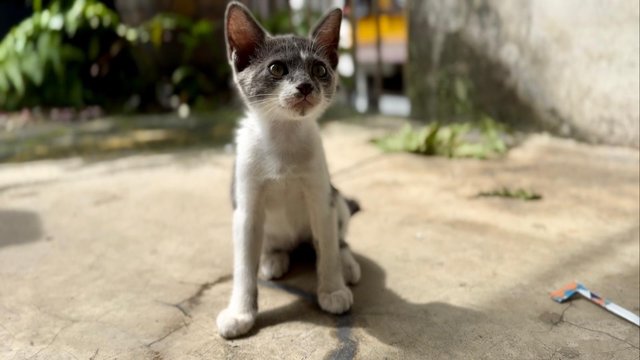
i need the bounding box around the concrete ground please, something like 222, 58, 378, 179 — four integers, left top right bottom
0, 121, 638, 359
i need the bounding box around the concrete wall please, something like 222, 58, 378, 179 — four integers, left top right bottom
407, 0, 639, 147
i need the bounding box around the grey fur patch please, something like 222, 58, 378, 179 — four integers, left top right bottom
345, 198, 361, 216
330, 183, 339, 207
329, 183, 361, 216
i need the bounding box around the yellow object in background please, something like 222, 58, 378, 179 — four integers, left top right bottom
356, 13, 406, 45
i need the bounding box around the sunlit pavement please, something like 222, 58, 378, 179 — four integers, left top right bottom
1, 120, 638, 359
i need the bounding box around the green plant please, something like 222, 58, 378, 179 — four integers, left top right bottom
373, 116, 508, 159
257, 9, 323, 36
0, 0, 130, 110
0, 1, 223, 112
139, 13, 213, 61
257, 10, 293, 35
436, 71, 475, 119
476, 187, 542, 201
136, 13, 218, 106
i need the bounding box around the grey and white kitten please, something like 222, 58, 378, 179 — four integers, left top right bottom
216, 2, 361, 338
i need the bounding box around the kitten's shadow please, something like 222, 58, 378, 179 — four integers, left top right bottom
254, 245, 485, 356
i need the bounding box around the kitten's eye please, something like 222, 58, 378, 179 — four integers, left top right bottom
268, 62, 287, 77
312, 63, 327, 78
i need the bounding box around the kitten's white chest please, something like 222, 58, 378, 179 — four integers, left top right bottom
263, 178, 312, 249
234, 114, 327, 249
263, 153, 310, 179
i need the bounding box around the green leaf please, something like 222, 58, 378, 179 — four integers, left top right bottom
5, 58, 25, 96
69, 78, 84, 106
50, 47, 64, 78
22, 51, 45, 86
172, 66, 196, 85
33, 0, 42, 12
422, 123, 440, 154
65, 0, 86, 36
36, 30, 51, 61
191, 20, 213, 37
88, 37, 100, 59
61, 44, 85, 62
150, 22, 163, 47
0, 70, 9, 91
477, 187, 543, 201
373, 119, 508, 159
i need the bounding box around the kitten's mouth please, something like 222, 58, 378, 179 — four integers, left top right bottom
290, 97, 318, 115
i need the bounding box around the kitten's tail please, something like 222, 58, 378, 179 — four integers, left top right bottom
345, 198, 361, 216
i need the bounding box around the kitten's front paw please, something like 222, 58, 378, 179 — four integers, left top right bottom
216, 308, 255, 339
318, 287, 353, 314
259, 252, 289, 280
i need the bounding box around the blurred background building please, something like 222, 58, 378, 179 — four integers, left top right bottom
407, 0, 639, 147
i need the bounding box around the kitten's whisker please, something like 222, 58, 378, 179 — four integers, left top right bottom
246, 95, 277, 100
245, 94, 280, 100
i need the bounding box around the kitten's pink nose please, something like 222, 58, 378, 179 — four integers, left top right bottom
296, 83, 313, 96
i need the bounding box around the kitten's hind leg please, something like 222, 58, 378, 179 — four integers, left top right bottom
259, 250, 290, 280
339, 240, 361, 285
336, 193, 360, 285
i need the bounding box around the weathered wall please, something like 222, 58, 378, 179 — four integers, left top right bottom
407, 0, 640, 147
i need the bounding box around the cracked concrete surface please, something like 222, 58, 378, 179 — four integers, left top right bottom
0, 121, 638, 359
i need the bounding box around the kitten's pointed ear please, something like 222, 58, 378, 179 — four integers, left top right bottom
225, 2, 267, 72
310, 8, 342, 68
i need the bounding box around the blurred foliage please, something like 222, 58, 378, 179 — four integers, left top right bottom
130, 12, 224, 110
0, 0, 127, 110
0, 0, 223, 112
437, 71, 475, 119
373, 116, 508, 159
257, 9, 323, 36
477, 187, 542, 201
258, 10, 294, 35
141, 13, 212, 58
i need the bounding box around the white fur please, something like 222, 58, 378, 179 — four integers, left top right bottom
216, 84, 360, 339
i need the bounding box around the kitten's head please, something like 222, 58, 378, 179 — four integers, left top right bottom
225, 2, 342, 121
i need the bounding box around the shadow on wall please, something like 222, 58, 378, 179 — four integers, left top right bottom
0, 209, 43, 248
251, 246, 486, 358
